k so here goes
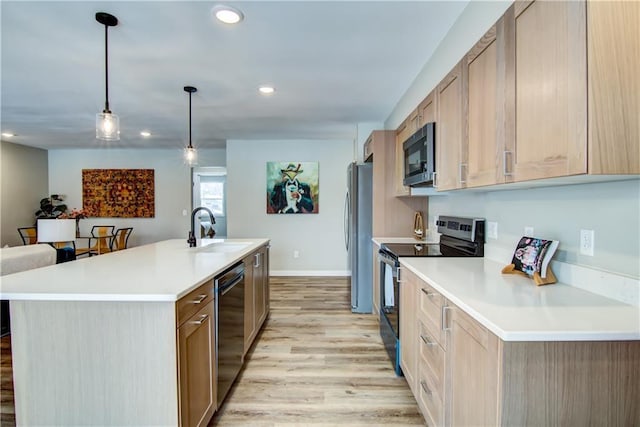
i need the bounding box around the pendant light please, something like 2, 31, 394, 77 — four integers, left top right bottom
184, 86, 198, 166
95, 12, 120, 141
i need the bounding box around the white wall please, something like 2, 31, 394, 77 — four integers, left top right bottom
384, 0, 640, 278
226, 139, 353, 275
48, 148, 226, 247
0, 141, 49, 247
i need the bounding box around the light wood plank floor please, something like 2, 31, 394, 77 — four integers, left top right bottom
210, 276, 424, 426
0, 277, 424, 426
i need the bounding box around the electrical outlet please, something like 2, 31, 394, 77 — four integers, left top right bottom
580, 229, 595, 256
487, 222, 498, 239
293, 250, 300, 259
524, 226, 534, 236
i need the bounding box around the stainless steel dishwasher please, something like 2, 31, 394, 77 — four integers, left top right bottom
215, 261, 245, 407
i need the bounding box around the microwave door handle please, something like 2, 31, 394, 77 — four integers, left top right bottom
432, 172, 438, 188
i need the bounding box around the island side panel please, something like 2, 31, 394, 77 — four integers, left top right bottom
10, 300, 178, 426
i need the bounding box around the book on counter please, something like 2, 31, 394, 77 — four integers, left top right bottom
510, 236, 559, 279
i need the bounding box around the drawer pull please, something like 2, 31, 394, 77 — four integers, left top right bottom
191, 314, 208, 325
420, 380, 432, 396
421, 288, 435, 298
420, 334, 437, 346
192, 294, 207, 304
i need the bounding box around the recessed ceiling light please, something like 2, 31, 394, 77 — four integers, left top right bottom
258, 86, 275, 95
140, 131, 151, 138
1, 132, 15, 138
212, 5, 244, 24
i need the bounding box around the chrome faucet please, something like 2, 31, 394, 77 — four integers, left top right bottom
188, 207, 216, 247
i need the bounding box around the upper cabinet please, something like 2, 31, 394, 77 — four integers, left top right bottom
507, 0, 588, 182
587, 0, 639, 174
394, 0, 638, 195
435, 61, 466, 191
464, 17, 506, 188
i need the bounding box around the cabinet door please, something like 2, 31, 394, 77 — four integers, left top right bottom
178, 300, 216, 427
587, 1, 640, 174
436, 61, 466, 191
399, 267, 418, 394
508, 0, 587, 181
447, 304, 498, 427
254, 248, 268, 328
243, 253, 256, 353
465, 22, 503, 188
395, 110, 418, 197
418, 91, 436, 127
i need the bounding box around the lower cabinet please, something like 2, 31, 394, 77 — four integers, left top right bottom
177, 300, 216, 427
244, 244, 270, 354
402, 268, 640, 426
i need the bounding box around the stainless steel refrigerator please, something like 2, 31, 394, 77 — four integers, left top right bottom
344, 162, 373, 313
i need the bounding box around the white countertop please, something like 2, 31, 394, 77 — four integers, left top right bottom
0, 238, 269, 302
400, 257, 640, 342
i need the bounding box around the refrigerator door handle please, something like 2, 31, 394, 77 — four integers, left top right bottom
344, 190, 350, 251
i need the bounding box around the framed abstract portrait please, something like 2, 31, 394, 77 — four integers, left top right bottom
266, 162, 319, 214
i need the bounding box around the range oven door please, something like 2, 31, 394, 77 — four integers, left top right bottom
378, 249, 402, 376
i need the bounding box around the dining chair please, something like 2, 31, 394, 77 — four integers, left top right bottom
17, 227, 38, 245
110, 227, 133, 252
76, 225, 115, 257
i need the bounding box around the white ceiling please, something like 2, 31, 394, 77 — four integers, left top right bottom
1, 1, 468, 150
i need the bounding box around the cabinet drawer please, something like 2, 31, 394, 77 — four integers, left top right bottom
177, 280, 215, 327
417, 359, 444, 427
418, 321, 445, 395
417, 282, 446, 347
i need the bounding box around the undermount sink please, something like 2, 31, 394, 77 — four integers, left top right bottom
195, 241, 252, 253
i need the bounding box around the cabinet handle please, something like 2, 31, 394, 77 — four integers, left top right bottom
420, 334, 437, 346
192, 294, 207, 304
420, 380, 432, 396
191, 314, 209, 325
503, 151, 514, 176
397, 267, 402, 283
432, 172, 438, 188
421, 288, 435, 298
459, 163, 467, 185
254, 252, 261, 268
442, 306, 451, 331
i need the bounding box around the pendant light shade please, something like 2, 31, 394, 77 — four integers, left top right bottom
184, 86, 198, 166
96, 12, 120, 141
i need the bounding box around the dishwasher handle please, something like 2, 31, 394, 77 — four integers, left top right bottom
218, 273, 244, 296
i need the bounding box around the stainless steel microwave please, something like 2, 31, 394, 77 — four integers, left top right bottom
402, 122, 435, 187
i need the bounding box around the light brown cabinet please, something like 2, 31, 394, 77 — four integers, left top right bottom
244, 244, 270, 354
177, 283, 216, 427
435, 61, 466, 191
464, 18, 505, 188
399, 266, 418, 394
507, 0, 588, 182
587, 0, 639, 174
401, 269, 640, 426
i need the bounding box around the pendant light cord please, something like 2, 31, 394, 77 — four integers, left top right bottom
104, 24, 110, 113
188, 91, 192, 148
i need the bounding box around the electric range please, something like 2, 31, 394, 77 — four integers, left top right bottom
378, 215, 485, 376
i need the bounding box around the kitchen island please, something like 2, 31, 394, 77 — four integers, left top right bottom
0, 238, 270, 426
398, 257, 639, 426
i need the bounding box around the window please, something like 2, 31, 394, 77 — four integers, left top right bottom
200, 178, 225, 217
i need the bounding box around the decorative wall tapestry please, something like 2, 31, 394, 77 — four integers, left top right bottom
267, 162, 319, 214
82, 169, 155, 218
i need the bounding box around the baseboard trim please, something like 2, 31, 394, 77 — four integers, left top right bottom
270, 270, 350, 277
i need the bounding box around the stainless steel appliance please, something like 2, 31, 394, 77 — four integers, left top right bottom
403, 122, 435, 187
378, 215, 485, 375
344, 162, 373, 313
215, 261, 245, 406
